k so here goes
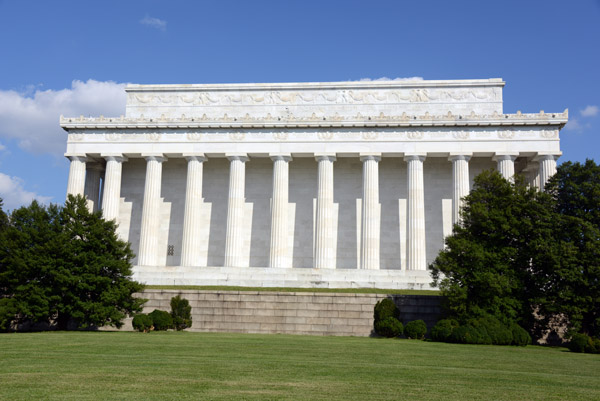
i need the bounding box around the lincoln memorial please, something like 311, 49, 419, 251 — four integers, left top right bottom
60, 79, 566, 289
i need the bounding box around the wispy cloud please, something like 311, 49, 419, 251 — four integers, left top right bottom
580, 105, 599, 117
0, 172, 52, 210
564, 118, 591, 132
0, 79, 127, 155
359, 77, 424, 82
140, 15, 167, 31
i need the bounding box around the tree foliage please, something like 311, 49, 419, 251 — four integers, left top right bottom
430, 161, 600, 340
0, 195, 144, 331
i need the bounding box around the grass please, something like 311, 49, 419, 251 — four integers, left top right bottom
143, 285, 439, 296
1, 332, 598, 400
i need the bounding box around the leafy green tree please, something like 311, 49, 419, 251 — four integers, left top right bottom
430, 170, 558, 333
544, 160, 600, 337
0, 195, 144, 331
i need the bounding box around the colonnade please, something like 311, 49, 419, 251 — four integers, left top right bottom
66, 152, 560, 271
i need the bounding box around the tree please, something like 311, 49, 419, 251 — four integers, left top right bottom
543, 160, 600, 337
0, 195, 144, 331
430, 170, 559, 334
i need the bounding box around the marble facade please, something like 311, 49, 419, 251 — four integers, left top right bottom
61, 79, 566, 289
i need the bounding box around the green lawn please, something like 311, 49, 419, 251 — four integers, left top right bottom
0, 332, 598, 401
143, 285, 439, 296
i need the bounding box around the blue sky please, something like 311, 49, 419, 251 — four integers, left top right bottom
0, 0, 598, 210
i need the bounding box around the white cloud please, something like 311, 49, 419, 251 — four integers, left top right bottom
0, 79, 126, 155
563, 118, 592, 132
140, 15, 167, 31
580, 105, 599, 117
359, 77, 424, 82
0, 172, 52, 210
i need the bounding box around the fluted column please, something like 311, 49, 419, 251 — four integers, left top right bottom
405, 154, 426, 271
84, 164, 103, 212
181, 154, 207, 267
449, 153, 471, 226
224, 154, 249, 267
101, 155, 127, 222
138, 155, 166, 267
66, 155, 86, 198
523, 161, 540, 189
314, 154, 336, 269
536, 153, 560, 190
493, 154, 518, 181
360, 154, 381, 270
269, 154, 292, 268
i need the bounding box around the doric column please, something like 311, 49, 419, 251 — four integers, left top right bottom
493, 153, 518, 181
314, 154, 336, 269
449, 153, 471, 226
536, 153, 560, 190
66, 154, 87, 198
269, 154, 292, 268
138, 155, 166, 267
84, 163, 103, 212
181, 154, 207, 267
101, 154, 127, 222
405, 154, 427, 271
523, 161, 540, 189
360, 154, 381, 270
224, 154, 249, 267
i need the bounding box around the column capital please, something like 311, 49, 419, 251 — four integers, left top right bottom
102, 154, 128, 163
64, 153, 87, 162
142, 154, 167, 163
315, 153, 336, 162
448, 153, 472, 162
492, 153, 518, 162
183, 153, 207, 162
226, 153, 249, 162
359, 153, 381, 162
404, 153, 426, 162
269, 153, 292, 162
533, 152, 562, 162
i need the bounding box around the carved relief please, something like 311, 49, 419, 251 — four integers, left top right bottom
362, 131, 379, 140
541, 130, 558, 138
453, 131, 469, 140
229, 132, 246, 141
410, 89, 429, 102
186, 133, 203, 141
318, 131, 334, 140
105, 133, 122, 141
407, 131, 424, 140
498, 129, 515, 139
145, 133, 161, 141
69, 133, 84, 141
273, 132, 288, 141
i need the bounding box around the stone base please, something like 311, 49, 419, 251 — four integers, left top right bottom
132, 265, 434, 290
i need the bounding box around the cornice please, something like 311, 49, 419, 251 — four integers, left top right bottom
60, 110, 568, 131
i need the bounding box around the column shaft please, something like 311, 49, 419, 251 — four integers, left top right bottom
84, 165, 102, 212
538, 154, 559, 190
102, 155, 126, 222
314, 154, 336, 269
66, 155, 86, 197
360, 155, 380, 270
405, 154, 426, 271
449, 154, 471, 226
181, 155, 206, 267
138, 155, 165, 266
269, 155, 292, 268
493, 154, 518, 181
224, 155, 248, 267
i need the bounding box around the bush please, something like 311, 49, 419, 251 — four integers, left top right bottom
469, 316, 512, 345
170, 295, 192, 331
510, 323, 532, 346
132, 313, 153, 332
374, 299, 399, 323
404, 320, 427, 340
430, 319, 459, 342
149, 309, 173, 331
449, 325, 488, 344
375, 317, 403, 338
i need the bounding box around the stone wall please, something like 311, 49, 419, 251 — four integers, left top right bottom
123, 290, 441, 337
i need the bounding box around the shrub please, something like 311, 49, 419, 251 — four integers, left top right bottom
132, 313, 153, 332
374, 299, 399, 323
404, 320, 427, 340
450, 325, 488, 344
568, 333, 590, 353
170, 295, 192, 331
588, 338, 600, 354
430, 319, 459, 342
469, 316, 512, 345
510, 323, 532, 346
149, 309, 173, 331
375, 317, 403, 338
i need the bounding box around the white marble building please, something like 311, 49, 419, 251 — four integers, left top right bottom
61, 79, 566, 289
